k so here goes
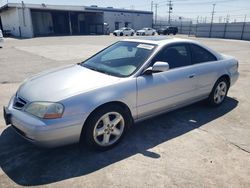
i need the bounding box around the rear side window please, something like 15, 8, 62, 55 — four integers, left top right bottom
191, 44, 217, 64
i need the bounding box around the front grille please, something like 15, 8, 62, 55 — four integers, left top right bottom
13, 94, 27, 110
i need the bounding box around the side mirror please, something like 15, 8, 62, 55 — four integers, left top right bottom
143, 61, 169, 74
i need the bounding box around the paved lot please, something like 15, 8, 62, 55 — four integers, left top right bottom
0, 35, 250, 188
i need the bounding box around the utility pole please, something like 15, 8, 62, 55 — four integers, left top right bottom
209, 3, 216, 38
155, 3, 158, 25
227, 15, 230, 23
196, 16, 199, 36
167, 0, 173, 25
151, 1, 154, 28
241, 15, 247, 40
223, 14, 229, 38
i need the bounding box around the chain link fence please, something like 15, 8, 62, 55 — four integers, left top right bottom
154, 21, 250, 41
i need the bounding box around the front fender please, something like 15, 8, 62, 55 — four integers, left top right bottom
60, 78, 137, 125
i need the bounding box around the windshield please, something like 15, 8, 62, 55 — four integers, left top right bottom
81, 41, 156, 77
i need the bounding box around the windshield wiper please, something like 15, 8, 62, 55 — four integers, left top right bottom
82, 64, 113, 76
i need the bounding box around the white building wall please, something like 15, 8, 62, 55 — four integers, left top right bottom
0, 7, 33, 37
0, 8, 20, 36
103, 11, 153, 32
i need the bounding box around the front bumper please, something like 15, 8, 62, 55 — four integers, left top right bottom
3, 96, 87, 147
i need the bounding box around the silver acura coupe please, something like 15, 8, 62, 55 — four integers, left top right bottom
4, 37, 239, 150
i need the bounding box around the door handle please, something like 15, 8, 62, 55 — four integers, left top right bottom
188, 74, 195, 78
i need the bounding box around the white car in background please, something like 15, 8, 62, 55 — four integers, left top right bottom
136, 28, 156, 36
0, 29, 3, 48
113, 27, 135, 36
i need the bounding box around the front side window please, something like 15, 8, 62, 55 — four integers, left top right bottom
190, 44, 217, 63
153, 44, 191, 69
81, 42, 156, 77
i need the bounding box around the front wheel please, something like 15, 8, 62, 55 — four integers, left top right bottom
208, 78, 229, 106
81, 105, 131, 150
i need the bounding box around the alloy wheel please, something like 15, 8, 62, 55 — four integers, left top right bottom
93, 112, 125, 147
214, 81, 227, 104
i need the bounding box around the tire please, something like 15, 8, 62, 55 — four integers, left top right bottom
208, 77, 229, 106
113, 33, 117, 36
142, 33, 145, 36
152, 32, 155, 35
120, 32, 123, 36
81, 104, 131, 150
131, 32, 134, 36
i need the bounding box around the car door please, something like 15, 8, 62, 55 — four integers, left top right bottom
189, 44, 218, 97
136, 43, 198, 119
145, 28, 150, 35
124, 28, 130, 35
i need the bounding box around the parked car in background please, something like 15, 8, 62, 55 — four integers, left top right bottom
0, 29, 4, 48
4, 37, 239, 150
158, 26, 178, 35
136, 28, 156, 36
113, 27, 135, 36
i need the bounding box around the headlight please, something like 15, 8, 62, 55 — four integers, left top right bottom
24, 102, 64, 119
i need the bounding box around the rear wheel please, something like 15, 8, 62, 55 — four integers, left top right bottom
131, 32, 134, 36
120, 32, 123, 36
208, 78, 229, 106
81, 105, 131, 150
152, 32, 155, 35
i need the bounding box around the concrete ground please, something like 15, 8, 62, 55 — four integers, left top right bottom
0, 35, 250, 188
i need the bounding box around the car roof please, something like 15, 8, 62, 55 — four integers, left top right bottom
122, 37, 196, 46
122, 37, 223, 59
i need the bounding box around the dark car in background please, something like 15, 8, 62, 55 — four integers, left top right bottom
157, 26, 178, 35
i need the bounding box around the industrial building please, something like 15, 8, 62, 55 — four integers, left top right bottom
0, 2, 153, 38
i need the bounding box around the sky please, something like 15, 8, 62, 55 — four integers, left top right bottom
1, 0, 250, 22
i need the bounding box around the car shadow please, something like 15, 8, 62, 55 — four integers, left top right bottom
0, 97, 238, 186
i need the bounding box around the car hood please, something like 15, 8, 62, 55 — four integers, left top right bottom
18, 64, 121, 102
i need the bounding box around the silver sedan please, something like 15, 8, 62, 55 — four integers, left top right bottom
4, 37, 239, 150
